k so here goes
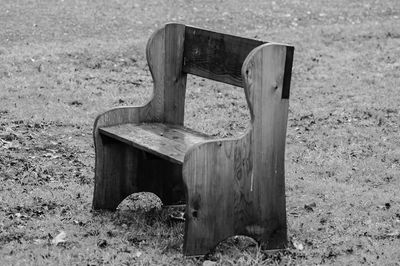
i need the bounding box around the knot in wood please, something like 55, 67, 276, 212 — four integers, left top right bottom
193, 48, 200, 56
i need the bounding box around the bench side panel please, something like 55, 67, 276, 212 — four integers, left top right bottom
182, 43, 294, 255
146, 23, 187, 124
183, 26, 264, 87
242, 43, 292, 249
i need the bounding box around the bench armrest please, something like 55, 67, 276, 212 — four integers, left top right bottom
93, 104, 152, 140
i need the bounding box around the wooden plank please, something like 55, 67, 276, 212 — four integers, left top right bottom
183, 26, 264, 87
164, 23, 187, 124
145, 26, 166, 121
182, 136, 252, 256
145, 23, 188, 124
243, 43, 289, 249
99, 123, 212, 165
93, 140, 138, 210
92, 105, 148, 210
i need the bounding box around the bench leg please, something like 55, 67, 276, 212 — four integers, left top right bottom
93, 137, 138, 210
183, 174, 287, 256
93, 135, 186, 210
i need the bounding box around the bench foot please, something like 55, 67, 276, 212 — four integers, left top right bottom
183, 192, 287, 256
93, 136, 186, 210
93, 139, 138, 210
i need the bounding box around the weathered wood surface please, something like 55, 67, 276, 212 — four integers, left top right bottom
163, 24, 187, 123
182, 136, 251, 255
93, 23, 188, 209
99, 123, 212, 164
243, 43, 290, 249
92, 106, 146, 210
183, 26, 264, 87
92, 23, 294, 256
182, 43, 291, 256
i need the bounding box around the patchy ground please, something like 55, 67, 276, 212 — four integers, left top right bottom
0, 0, 399, 265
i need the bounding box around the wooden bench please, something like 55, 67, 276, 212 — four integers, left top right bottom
92, 23, 294, 256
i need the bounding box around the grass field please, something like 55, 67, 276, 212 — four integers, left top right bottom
1, 0, 399, 265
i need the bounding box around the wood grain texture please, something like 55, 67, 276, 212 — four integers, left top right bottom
92, 25, 166, 209
93, 23, 188, 209
92, 106, 148, 210
183, 26, 264, 87
182, 136, 252, 255
182, 43, 292, 256
243, 43, 290, 249
99, 123, 212, 164
145, 26, 166, 121
92, 23, 294, 256
164, 23, 187, 124
143, 23, 187, 203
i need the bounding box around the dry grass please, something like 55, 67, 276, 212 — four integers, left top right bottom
0, 0, 399, 265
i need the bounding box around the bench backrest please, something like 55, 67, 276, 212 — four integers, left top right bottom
183, 26, 264, 87
145, 23, 293, 125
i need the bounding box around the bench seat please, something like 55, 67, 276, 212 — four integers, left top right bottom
99, 123, 213, 164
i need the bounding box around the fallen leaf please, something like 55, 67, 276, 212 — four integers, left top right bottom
34, 239, 44, 245
133, 251, 142, 258
293, 241, 304, 251
304, 202, 316, 212
97, 239, 107, 248
169, 211, 185, 222
386, 230, 399, 238
2, 140, 20, 150
69, 100, 82, 106
52, 231, 67, 245
378, 203, 392, 210
203, 260, 217, 266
